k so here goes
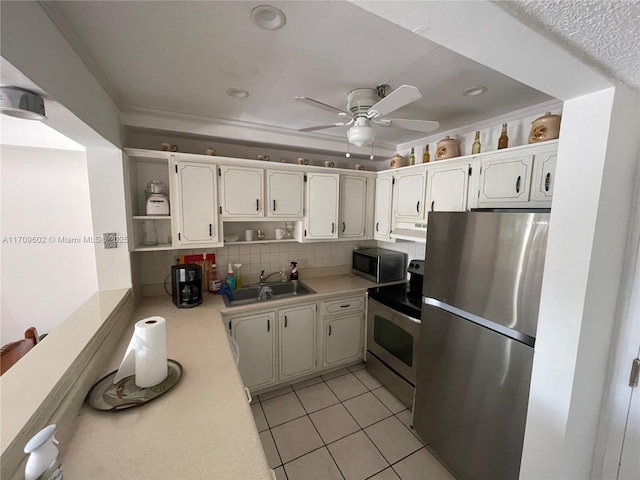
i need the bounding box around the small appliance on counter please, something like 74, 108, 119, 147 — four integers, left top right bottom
352, 247, 406, 283
146, 181, 170, 216
171, 264, 202, 308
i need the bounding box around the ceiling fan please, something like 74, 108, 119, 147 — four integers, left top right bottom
295, 84, 439, 147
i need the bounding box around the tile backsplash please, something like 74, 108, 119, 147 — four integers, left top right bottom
130, 239, 425, 294
131, 240, 376, 292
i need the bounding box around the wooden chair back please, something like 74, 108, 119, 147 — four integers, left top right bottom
0, 327, 40, 375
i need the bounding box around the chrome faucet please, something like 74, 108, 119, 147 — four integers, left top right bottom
260, 270, 282, 284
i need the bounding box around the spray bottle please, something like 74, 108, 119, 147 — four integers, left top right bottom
226, 263, 237, 290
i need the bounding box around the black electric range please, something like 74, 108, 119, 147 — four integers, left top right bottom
367, 259, 424, 319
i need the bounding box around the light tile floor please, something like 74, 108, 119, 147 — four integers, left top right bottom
252, 363, 456, 480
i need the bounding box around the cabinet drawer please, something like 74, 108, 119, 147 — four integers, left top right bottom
322, 296, 364, 315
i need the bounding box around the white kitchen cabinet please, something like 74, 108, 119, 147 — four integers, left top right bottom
123, 149, 175, 251
266, 170, 304, 218
374, 174, 394, 241
230, 311, 276, 391
393, 169, 427, 220
304, 172, 339, 240
477, 152, 533, 206
174, 161, 221, 247
339, 175, 367, 238
278, 304, 317, 380
322, 295, 365, 368
219, 165, 264, 218
530, 147, 557, 206
425, 161, 471, 218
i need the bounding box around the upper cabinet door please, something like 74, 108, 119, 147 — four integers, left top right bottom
305, 173, 339, 239
266, 170, 304, 218
477, 154, 533, 205
339, 175, 367, 238
425, 162, 470, 215
175, 161, 219, 246
393, 170, 427, 220
530, 149, 557, 206
220, 166, 264, 217
374, 175, 393, 240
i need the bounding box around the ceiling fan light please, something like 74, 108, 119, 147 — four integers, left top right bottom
347, 121, 376, 147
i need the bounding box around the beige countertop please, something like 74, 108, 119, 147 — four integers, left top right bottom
63, 274, 390, 479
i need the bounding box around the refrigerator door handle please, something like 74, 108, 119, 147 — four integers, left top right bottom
424, 297, 535, 347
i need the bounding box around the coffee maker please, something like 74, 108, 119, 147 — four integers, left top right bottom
171, 264, 202, 308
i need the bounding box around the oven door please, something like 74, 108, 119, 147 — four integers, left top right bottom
367, 298, 420, 385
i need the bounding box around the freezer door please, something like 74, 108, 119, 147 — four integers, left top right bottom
423, 211, 549, 338
414, 304, 534, 480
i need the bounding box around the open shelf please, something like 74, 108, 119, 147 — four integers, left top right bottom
224, 239, 297, 246
133, 215, 172, 220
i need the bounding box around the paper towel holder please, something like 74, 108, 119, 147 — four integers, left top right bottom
86, 359, 183, 412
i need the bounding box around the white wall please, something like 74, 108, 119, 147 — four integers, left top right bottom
0, 2, 121, 148
0, 146, 99, 344
125, 130, 384, 171
520, 84, 640, 479
85, 147, 131, 290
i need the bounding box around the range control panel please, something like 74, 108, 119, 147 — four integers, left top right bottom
408, 259, 424, 275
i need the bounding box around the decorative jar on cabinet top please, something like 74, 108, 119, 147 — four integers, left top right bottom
436, 136, 460, 160
529, 112, 561, 143
389, 153, 406, 168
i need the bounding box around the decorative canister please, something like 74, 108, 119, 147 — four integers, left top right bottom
436, 136, 459, 160
389, 153, 406, 168
529, 112, 561, 143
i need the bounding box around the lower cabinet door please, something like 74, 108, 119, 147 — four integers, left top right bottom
232, 311, 276, 390
323, 313, 364, 367
279, 304, 317, 380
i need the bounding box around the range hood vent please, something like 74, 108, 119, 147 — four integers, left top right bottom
390, 222, 427, 243
0, 86, 46, 120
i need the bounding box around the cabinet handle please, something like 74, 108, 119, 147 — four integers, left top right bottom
376, 222, 379, 232
209, 223, 212, 236
515, 176, 521, 194
284, 315, 288, 328
431, 201, 435, 212
545, 172, 551, 192
331, 222, 335, 234
340, 304, 350, 308
273, 199, 276, 211
245, 387, 252, 404
342, 222, 346, 233
416, 201, 420, 213
328, 325, 332, 336
267, 319, 270, 332
256, 199, 260, 211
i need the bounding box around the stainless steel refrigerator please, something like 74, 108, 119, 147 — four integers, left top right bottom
413, 210, 550, 480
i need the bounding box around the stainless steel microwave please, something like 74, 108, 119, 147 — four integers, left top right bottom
352, 248, 407, 283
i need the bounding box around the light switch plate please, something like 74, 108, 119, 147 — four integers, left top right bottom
103, 233, 118, 249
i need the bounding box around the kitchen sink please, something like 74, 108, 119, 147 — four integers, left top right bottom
222, 281, 316, 307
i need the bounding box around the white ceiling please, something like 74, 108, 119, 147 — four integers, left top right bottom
499, 0, 640, 91
49, 1, 553, 146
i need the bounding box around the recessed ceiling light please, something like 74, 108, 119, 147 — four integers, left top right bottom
462, 86, 488, 97
251, 5, 286, 31
0, 86, 46, 120
227, 88, 249, 99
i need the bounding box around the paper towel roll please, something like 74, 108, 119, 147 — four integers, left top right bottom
113, 316, 168, 388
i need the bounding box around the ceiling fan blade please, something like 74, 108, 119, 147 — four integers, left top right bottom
298, 120, 352, 132
382, 118, 440, 132
295, 96, 349, 116
367, 85, 422, 119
